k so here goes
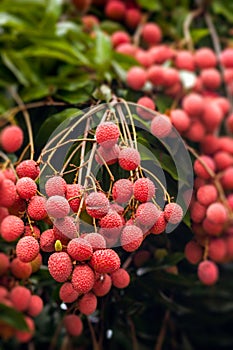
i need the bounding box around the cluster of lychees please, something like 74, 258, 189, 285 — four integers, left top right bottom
0, 115, 183, 341
80, 0, 233, 286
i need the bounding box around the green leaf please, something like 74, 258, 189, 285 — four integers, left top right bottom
0, 304, 28, 331
0, 12, 26, 28
190, 29, 210, 44
93, 30, 112, 73
212, 0, 233, 23
21, 84, 51, 102
136, 0, 161, 11
35, 108, 82, 148
1, 51, 29, 86
41, 0, 62, 29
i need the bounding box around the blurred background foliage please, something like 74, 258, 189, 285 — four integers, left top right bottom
1, 0, 233, 349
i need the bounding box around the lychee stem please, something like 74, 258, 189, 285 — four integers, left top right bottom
78, 116, 91, 185
183, 8, 203, 51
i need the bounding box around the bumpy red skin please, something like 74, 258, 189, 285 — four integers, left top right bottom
45, 176, 67, 197
0, 253, 10, 276
9, 286, 31, 312
151, 115, 172, 138
118, 147, 141, 171
71, 264, 95, 294
141, 22, 162, 46
16, 160, 40, 180
85, 192, 110, 219
120, 225, 143, 252
24, 224, 41, 239
112, 179, 133, 204
27, 196, 47, 221
99, 210, 123, 238
194, 47, 217, 69
78, 292, 97, 315
48, 252, 73, 283
95, 122, 120, 148
92, 273, 112, 296
0, 179, 16, 208
197, 260, 219, 285
193, 156, 216, 180
27, 295, 44, 317
196, 185, 218, 206
0, 125, 24, 153
16, 177, 37, 200
10, 257, 32, 279
65, 183, 83, 212
150, 211, 166, 234
206, 202, 228, 224
105, 0, 126, 21
0, 215, 24, 242
126, 66, 147, 90
16, 236, 40, 263
133, 177, 155, 203
67, 238, 93, 261
40, 229, 55, 252
95, 144, 120, 165
136, 96, 156, 120
164, 203, 183, 224
54, 216, 78, 241
90, 249, 121, 274
208, 238, 227, 263
59, 282, 79, 303
83, 232, 107, 251
63, 314, 83, 337
136, 202, 161, 227
111, 268, 130, 288
190, 201, 206, 223
46, 195, 70, 219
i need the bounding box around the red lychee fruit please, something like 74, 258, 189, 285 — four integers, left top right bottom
136, 202, 160, 227
92, 273, 112, 296
221, 166, 233, 190
202, 101, 223, 133
95, 144, 120, 166
182, 93, 204, 117
30, 253, 42, 273
111, 31, 130, 48
16, 177, 37, 200
65, 183, 83, 212
135, 49, 154, 68
185, 120, 206, 143
63, 314, 83, 337
170, 109, 191, 133
90, 249, 120, 274
141, 22, 162, 46
59, 282, 79, 303
54, 216, 78, 241
150, 211, 166, 234
0, 215, 24, 242
0, 179, 16, 208
0, 125, 23, 153
0, 252, 10, 275
163, 67, 180, 87
175, 50, 195, 71
3, 168, 16, 183
100, 210, 123, 238
0, 206, 8, 223
151, 115, 172, 138
200, 68, 221, 90
208, 238, 227, 263
105, 0, 126, 21
125, 8, 142, 29
164, 203, 183, 224
206, 202, 228, 224
136, 96, 156, 120
67, 237, 93, 261
220, 48, 233, 67
193, 155, 216, 180
202, 218, 224, 236
78, 292, 97, 315
0, 286, 8, 300
147, 65, 165, 86
24, 224, 41, 239
194, 48, 217, 69
15, 316, 35, 343
40, 229, 55, 252
111, 268, 130, 288
116, 43, 137, 57
71, 264, 95, 294
149, 45, 175, 64
120, 225, 143, 252
45, 176, 67, 197
214, 151, 233, 171
190, 201, 206, 223
16, 160, 40, 180
118, 147, 141, 171
112, 179, 133, 204
48, 252, 73, 282
196, 184, 218, 206
197, 260, 219, 285
95, 122, 120, 148
133, 177, 155, 203
16, 236, 40, 263
85, 192, 110, 219
126, 66, 147, 90
27, 196, 47, 221
27, 295, 43, 317
46, 195, 70, 219
10, 286, 31, 312
10, 257, 32, 279
184, 240, 203, 264
84, 232, 107, 251
200, 135, 220, 155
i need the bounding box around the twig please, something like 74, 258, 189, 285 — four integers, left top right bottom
154, 309, 170, 350
87, 317, 101, 350
128, 316, 139, 350
183, 8, 203, 51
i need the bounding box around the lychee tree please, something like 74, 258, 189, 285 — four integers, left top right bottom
0, 0, 233, 349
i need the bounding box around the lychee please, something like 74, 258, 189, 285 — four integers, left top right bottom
67, 237, 93, 261
136, 96, 156, 120
151, 115, 172, 138
0, 215, 24, 242
0, 252, 10, 276
15, 316, 35, 343
112, 179, 133, 204
78, 292, 97, 315
95, 144, 120, 165
105, 0, 126, 21
63, 314, 83, 337
16, 160, 40, 180
118, 147, 141, 171
9, 286, 31, 312
141, 22, 162, 46
197, 260, 219, 285
136, 202, 160, 227
92, 273, 112, 296
90, 249, 120, 274
16, 236, 40, 263
111, 268, 130, 288
150, 211, 166, 234
164, 203, 183, 224
120, 225, 143, 252
193, 155, 216, 180
45, 176, 67, 197
133, 177, 155, 203
206, 202, 228, 224
48, 252, 73, 282
71, 264, 95, 294
194, 48, 217, 69
170, 109, 191, 133
84, 232, 107, 251
16, 177, 37, 200
27, 196, 47, 221
10, 257, 32, 279
0, 125, 23, 153
27, 295, 43, 317
95, 122, 120, 148
0, 179, 16, 208
65, 183, 83, 212
184, 240, 203, 264
59, 282, 79, 303
85, 192, 110, 219
196, 184, 218, 206
126, 66, 147, 90
46, 195, 70, 219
